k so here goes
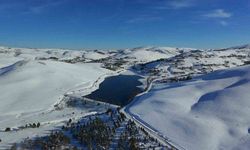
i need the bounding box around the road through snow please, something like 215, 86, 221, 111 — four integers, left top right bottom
123, 77, 185, 150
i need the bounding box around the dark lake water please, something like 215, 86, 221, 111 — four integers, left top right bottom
85, 75, 144, 106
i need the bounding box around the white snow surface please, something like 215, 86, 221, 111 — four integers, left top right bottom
0, 47, 113, 148
128, 65, 250, 150
1, 44, 250, 149
0, 60, 109, 115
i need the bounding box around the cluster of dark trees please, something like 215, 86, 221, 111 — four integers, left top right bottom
244, 61, 250, 65
117, 120, 139, 150
101, 59, 127, 71
64, 110, 126, 149
68, 117, 112, 149
118, 120, 165, 150
61, 56, 85, 64
169, 75, 192, 82
158, 75, 193, 84
10, 131, 73, 150
9, 108, 167, 150
5, 127, 11, 132
19, 122, 41, 130
4, 122, 41, 132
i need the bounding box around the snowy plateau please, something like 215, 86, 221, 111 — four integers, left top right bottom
0, 45, 250, 150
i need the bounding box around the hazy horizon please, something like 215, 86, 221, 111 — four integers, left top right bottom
1, 42, 249, 51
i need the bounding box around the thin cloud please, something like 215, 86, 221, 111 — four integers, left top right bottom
126, 15, 163, 24
28, 0, 70, 14
27, 0, 68, 14
0, 0, 69, 15
219, 20, 228, 26
203, 9, 232, 18
201, 9, 232, 26
134, 0, 195, 10
153, 0, 195, 10
168, 0, 194, 9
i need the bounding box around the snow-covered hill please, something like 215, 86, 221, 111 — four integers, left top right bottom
114, 46, 182, 63
226, 44, 250, 50
0, 46, 183, 63
0, 47, 114, 147
1, 44, 250, 148
134, 46, 250, 82
0, 60, 110, 115
128, 65, 250, 150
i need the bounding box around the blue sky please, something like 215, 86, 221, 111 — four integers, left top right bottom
0, 0, 250, 49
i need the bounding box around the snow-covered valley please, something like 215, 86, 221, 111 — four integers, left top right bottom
0, 45, 250, 149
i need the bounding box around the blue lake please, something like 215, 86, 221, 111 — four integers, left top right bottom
85, 75, 144, 106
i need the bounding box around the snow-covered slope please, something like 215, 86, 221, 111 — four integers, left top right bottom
128, 65, 250, 150
0, 60, 110, 115
0, 47, 114, 147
